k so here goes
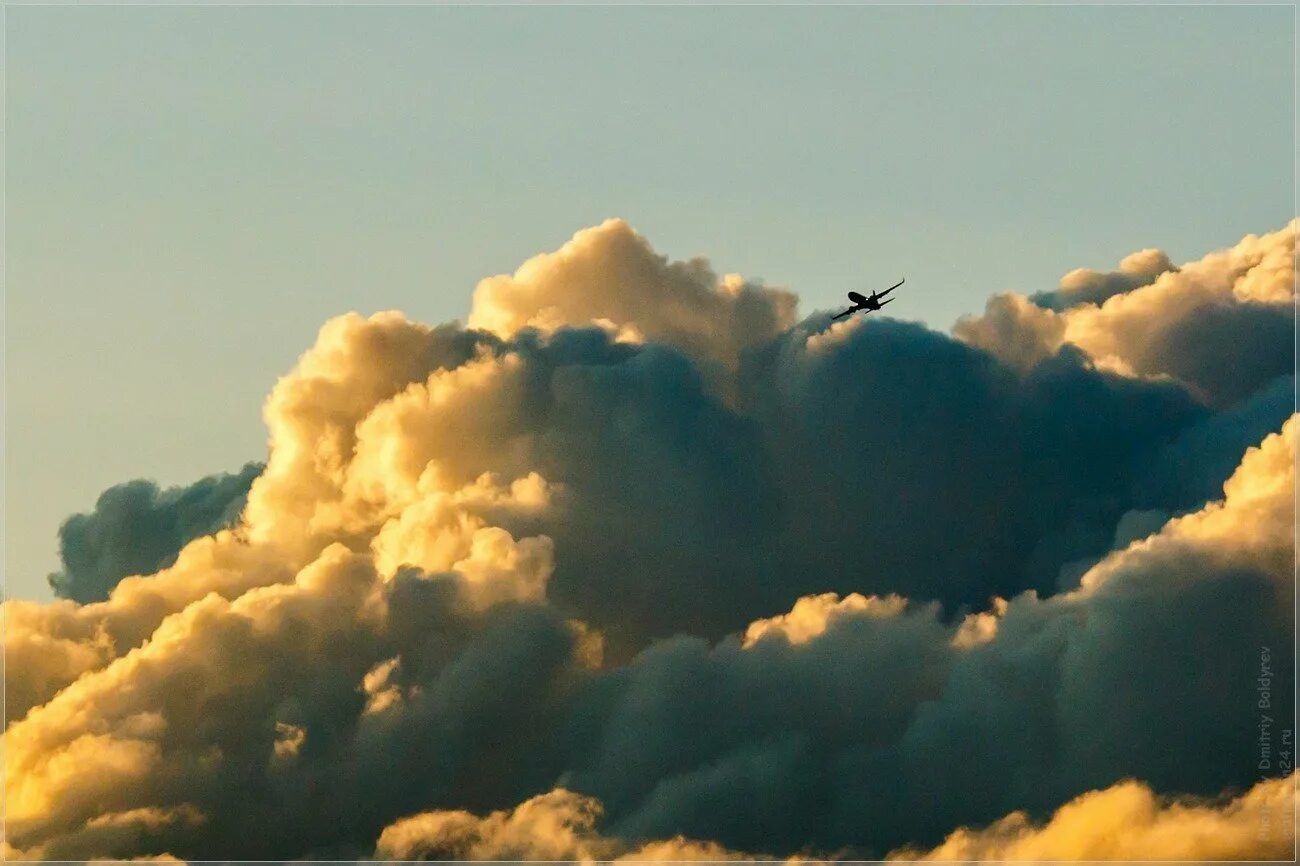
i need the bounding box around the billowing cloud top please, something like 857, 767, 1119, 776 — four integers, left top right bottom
955, 222, 1295, 406
469, 218, 799, 369
5, 220, 1295, 862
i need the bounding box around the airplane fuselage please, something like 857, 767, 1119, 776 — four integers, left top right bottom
845, 291, 881, 311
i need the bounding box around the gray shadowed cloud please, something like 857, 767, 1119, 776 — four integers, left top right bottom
47, 463, 263, 603
1134, 372, 1294, 510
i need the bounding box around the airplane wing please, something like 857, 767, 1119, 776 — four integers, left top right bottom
876, 278, 905, 299
831, 308, 855, 320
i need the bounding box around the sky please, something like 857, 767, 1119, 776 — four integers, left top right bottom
3, 6, 1297, 860
4, 6, 1295, 598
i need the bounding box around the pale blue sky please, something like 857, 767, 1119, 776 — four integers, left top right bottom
6, 5, 1294, 600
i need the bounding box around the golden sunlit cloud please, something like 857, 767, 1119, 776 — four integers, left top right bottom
890, 773, 1296, 861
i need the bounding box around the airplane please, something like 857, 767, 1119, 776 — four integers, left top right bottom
831, 278, 905, 319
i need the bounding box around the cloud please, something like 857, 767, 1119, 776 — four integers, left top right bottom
742, 592, 908, 648
48, 463, 262, 603
957, 221, 1296, 407
889, 772, 1296, 861
376, 773, 1298, 862
375, 787, 755, 862
5, 220, 1295, 860
468, 219, 798, 370
1030, 247, 1177, 311
6, 526, 302, 724
6, 541, 596, 860
1134, 372, 1295, 510
738, 319, 1215, 614
553, 424, 1293, 857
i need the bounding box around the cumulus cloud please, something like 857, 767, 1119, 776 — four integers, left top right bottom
48, 463, 262, 602
1134, 372, 1295, 510
377, 773, 1298, 862
468, 219, 799, 370
957, 221, 1295, 406
6, 220, 1295, 860
375, 787, 755, 862
890, 772, 1296, 860
742, 591, 908, 647
1030, 247, 1177, 311
553, 424, 1293, 856
6, 542, 595, 860
740, 323, 1215, 614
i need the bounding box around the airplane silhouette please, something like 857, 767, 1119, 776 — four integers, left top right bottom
831, 278, 905, 319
